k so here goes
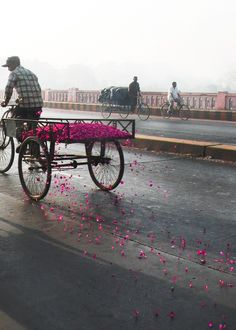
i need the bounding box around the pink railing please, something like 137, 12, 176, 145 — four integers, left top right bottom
43, 89, 236, 110
1, 88, 236, 110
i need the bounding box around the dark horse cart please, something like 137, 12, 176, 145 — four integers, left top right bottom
0, 106, 135, 201
98, 86, 150, 120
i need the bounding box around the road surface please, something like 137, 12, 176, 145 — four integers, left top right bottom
41, 108, 236, 145
0, 144, 235, 329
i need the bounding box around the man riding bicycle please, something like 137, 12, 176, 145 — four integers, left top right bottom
128, 76, 141, 113
1, 56, 43, 152
167, 81, 181, 115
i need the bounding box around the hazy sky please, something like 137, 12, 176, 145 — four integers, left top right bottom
0, 0, 236, 92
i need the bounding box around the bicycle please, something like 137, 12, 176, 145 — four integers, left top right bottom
136, 95, 151, 120
160, 98, 190, 120
101, 95, 150, 121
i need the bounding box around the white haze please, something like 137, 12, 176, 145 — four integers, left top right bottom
0, 0, 236, 92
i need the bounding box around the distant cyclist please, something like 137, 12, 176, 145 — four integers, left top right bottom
128, 76, 141, 113
167, 81, 181, 115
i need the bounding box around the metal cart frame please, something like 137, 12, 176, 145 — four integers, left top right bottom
0, 107, 135, 201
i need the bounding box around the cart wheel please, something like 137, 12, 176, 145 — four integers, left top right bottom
119, 105, 130, 118
179, 104, 191, 120
86, 140, 124, 190
18, 137, 51, 201
137, 103, 150, 120
101, 103, 112, 119
0, 121, 15, 173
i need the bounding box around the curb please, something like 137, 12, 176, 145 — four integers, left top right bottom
132, 134, 236, 162
206, 144, 236, 162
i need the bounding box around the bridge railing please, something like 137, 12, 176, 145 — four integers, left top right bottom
1, 88, 236, 110
43, 89, 236, 110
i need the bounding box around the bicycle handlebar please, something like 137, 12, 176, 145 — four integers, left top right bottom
1, 97, 22, 108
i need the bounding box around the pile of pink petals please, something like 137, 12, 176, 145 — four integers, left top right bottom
22, 123, 132, 142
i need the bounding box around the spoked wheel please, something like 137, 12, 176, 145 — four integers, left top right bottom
161, 102, 170, 118
137, 103, 150, 120
18, 137, 51, 201
119, 105, 130, 118
101, 103, 112, 119
0, 121, 15, 173
86, 140, 124, 190
179, 104, 191, 120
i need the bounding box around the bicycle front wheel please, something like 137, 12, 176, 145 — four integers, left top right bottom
101, 103, 112, 119
0, 138, 14, 173
137, 103, 150, 120
0, 121, 15, 173
179, 104, 191, 120
161, 103, 170, 118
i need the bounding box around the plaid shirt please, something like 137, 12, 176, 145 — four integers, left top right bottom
5, 65, 43, 108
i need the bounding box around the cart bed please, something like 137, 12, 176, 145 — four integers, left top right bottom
3, 118, 135, 143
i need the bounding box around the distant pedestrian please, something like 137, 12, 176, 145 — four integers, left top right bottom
128, 76, 141, 112
167, 81, 181, 114
1, 56, 43, 152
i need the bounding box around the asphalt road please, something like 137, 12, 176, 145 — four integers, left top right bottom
41, 108, 236, 145
0, 145, 235, 329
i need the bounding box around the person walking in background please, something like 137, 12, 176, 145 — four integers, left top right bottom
1, 56, 43, 152
128, 76, 141, 112
167, 81, 181, 114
